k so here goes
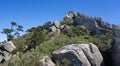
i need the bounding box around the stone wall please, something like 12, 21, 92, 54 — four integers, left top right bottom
66, 11, 120, 36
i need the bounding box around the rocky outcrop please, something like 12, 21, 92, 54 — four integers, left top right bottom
112, 38, 120, 66
113, 26, 120, 38
60, 24, 69, 31
112, 26, 120, 66
48, 21, 69, 36
3, 41, 16, 52
52, 43, 104, 66
53, 21, 60, 29
40, 56, 56, 66
0, 41, 16, 63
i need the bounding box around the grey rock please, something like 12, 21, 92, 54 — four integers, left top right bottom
60, 25, 69, 31
60, 25, 64, 30
112, 38, 120, 66
113, 27, 120, 38
3, 51, 11, 61
3, 41, 16, 52
0, 41, 16, 63
49, 26, 57, 33
56, 29, 61, 35
0, 55, 4, 62
52, 43, 104, 66
40, 56, 56, 66
112, 26, 120, 66
53, 21, 60, 28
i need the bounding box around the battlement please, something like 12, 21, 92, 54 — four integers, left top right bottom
66, 11, 120, 36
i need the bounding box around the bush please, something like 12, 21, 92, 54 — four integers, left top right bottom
63, 26, 90, 37
61, 17, 73, 26
26, 26, 48, 50
88, 31, 114, 51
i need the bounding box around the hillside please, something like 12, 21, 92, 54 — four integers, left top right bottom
0, 11, 120, 66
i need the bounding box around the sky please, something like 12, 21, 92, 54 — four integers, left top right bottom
0, 0, 120, 42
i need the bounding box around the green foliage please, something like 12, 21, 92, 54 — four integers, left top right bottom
1, 51, 41, 66
1, 28, 13, 41
1, 22, 23, 41
26, 27, 36, 32
43, 21, 52, 29
61, 17, 73, 26
56, 58, 71, 66
63, 26, 90, 37
26, 26, 48, 50
88, 31, 114, 51
0, 19, 114, 66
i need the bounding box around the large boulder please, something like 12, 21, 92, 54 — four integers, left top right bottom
40, 56, 56, 66
52, 43, 104, 66
3, 41, 16, 52
53, 21, 60, 28
3, 51, 11, 61
0, 41, 16, 63
49, 26, 57, 33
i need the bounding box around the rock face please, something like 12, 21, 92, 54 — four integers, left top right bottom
112, 38, 120, 66
113, 27, 120, 38
112, 26, 120, 66
3, 41, 16, 52
0, 41, 16, 63
40, 56, 56, 66
52, 43, 104, 66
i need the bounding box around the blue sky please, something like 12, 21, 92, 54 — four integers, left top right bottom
0, 0, 120, 42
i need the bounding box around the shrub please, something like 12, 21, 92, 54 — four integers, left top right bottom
61, 17, 73, 26
63, 26, 90, 37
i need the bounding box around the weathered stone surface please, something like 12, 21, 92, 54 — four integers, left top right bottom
56, 29, 61, 35
0, 55, 4, 62
3, 41, 16, 52
73, 16, 97, 35
60, 25, 69, 31
112, 38, 120, 66
52, 43, 104, 66
113, 27, 120, 38
53, 21, 60, 28
0, 41, 16, 63
3, 51, 11, 61
49, 26, 57, 33
40, 56, 56, 66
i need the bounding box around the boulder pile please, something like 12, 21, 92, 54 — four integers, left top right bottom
48, 21, 69, 35
0, 41, 16, 63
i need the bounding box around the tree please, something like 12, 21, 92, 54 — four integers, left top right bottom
1, 28, 13, 41
1, 22, 23, 41
15, 25, 23, 37
26, 26, 47, 50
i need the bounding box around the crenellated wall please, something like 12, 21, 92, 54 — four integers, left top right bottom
67, 11, 120, 36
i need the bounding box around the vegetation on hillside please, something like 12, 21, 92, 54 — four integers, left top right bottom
0, 12, 114, 66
